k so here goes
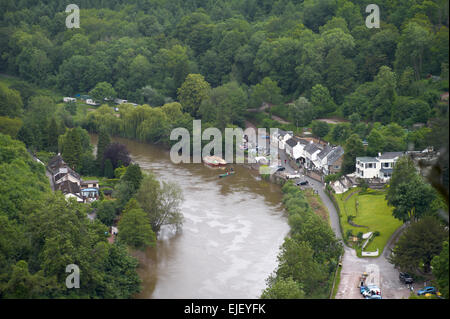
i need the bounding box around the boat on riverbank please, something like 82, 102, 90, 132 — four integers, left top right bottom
203, 155, 227, 167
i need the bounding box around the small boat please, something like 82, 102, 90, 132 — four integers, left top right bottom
203, 155, 227, 167
219, 171, 235, 178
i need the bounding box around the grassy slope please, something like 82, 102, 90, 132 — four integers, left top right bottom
334, 188, 402, 256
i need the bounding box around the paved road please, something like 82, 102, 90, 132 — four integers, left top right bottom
277, 149, 411, 299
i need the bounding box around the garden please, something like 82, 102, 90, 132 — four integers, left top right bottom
333, 187, 403, 257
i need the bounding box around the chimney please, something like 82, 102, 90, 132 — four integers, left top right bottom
378, 152, 381, 157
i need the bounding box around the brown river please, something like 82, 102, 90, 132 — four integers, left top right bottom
91, 135, 289, 299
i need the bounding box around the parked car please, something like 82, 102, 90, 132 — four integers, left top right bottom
417, 286, 437, 296
399, 272, 414, 284
286, 174, 301, 179
276, 166, 286, 172
360, 286, 368, 294
362, 285, 381, 297
296, 180, 309, 186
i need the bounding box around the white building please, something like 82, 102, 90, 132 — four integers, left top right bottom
355, 152, 403, 181
273, 130, 293, 150
355, 157, 380, 179
86, 99, 100, 106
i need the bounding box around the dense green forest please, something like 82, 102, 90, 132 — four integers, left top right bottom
0, 0, 448, 299
0, 133, 141, 298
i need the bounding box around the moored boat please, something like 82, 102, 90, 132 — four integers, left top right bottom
203, 155, 227, 167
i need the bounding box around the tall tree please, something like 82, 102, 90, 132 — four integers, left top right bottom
103, 143, 131, 170
135, 174, 184, 234
177, 74, 211, 118
89, 82, 117, 103
342, 134, 364, 174
0, 85, 23, 118
118, 207, 156, 250
61, 128, 82, 170
390, 216, 448, 273
288, 97, 314, 129
121, 163, 143, 194
250, 77, 282, 111
311, 121, 330, 141
310, 84, 336, 118
46, 118, 58, 153
96, 129, 111, 174
431, 241, 449, 299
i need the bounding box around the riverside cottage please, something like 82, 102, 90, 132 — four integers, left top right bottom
47, 154, 99, 203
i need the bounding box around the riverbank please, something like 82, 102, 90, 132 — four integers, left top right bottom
95, 134, 290, 299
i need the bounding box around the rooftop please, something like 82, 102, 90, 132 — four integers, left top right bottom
327, 146, 344, 165
305, 143, 321, 154
357, 156, 379, 163
285, 138, 298, 147
318, 145, 333, 160
378, 152, 404, 160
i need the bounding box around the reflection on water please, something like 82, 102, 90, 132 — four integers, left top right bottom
91, 135, 289, 299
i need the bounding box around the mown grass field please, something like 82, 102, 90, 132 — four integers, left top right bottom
334, 187, 403, 256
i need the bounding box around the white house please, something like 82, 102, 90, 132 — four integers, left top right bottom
377, 152, 403, 180
355, 152, 404, 181
285, 138, 298, 158
292, 139, 308, 163
314, 145, 333, 170
275, 130, 293, 150
355, 157, 380, 179
304, 142, 322, 169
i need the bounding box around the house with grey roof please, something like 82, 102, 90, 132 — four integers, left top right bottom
325, 146, 345, 175
304, 142, 322, 169
355, 152, 404, 181
285, 137, 299, 158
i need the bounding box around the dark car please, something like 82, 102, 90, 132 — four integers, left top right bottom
276, 166, 286, 172
296, 180, 309, 186
399, 272, 414, 284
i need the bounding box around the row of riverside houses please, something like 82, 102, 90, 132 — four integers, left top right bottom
270, 129, 431, 193
47, 154, 100, 203
272, 129, 345, 180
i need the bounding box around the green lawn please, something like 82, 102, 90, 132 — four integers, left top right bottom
334, 188, 403, 257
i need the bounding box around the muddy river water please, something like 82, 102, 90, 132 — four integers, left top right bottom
91, 135, 289, 299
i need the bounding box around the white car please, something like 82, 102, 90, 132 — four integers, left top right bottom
286, 174, 301, 179
362, 285, 381, 297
